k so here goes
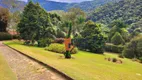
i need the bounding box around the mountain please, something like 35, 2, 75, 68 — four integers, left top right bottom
0, 0, 120, 12
88, 0, 142, 26
30, 0, 120, 11
0, 0, 26, 12
66, 0, 120, 12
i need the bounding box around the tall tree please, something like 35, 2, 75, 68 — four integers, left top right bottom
17, 1, 55, 45
0, 6, 10, 32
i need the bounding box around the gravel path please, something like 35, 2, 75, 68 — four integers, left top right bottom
0, 42, 67, 80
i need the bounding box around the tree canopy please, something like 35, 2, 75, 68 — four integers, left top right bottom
0, 6, 9, 32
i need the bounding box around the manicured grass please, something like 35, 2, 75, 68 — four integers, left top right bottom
0, 52, 17, 80
4, 40, 142, 80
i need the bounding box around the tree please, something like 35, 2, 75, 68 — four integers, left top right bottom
76, 20, 106, 53
61, 8, 86, 36
108, 20, 129, 43
0, 6, 10, 32
111, 32, 125, 45
17, 1, 55, 46
123, 34, 142, 59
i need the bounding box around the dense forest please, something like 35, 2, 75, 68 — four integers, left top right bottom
0, 0, 120, 12
88, 0, 142, 27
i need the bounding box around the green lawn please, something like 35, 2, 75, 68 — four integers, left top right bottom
0, 52, 17, 80
4, 40, 142, 80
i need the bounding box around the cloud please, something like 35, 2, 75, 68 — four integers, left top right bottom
18, 0, 28, 2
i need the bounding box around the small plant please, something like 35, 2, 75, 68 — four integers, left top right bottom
112, 58, 117, 62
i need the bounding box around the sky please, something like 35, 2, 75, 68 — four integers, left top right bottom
19, 0, 93, 3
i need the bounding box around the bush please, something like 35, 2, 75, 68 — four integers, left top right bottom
123, 35, 142, 59
38, 38, 53, 47
111, 32, 125, 45
112, 58, 117, 62
45, 43, 78, 54
0, 32, 12, 40
105, 43, 124, 53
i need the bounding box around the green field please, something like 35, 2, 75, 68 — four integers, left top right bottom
0, 52, 17, 80
4, 41, 142, 80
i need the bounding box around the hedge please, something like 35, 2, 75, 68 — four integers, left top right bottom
105, 43, 124, 53
0, 32, 12, 40
45, 43, 78, 54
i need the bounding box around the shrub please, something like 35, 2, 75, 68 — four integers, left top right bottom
123, 35, 142, 59
45, 43, 78, 54
38, 38, 53, 47
0, 32, 12, 40
105, 43, 124, 53
111, 32, 125, 45
112, 58, 117, 62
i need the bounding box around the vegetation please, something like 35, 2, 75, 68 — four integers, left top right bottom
105, 43, 124, 53
123, 35, 142, 59
45, 43, 78, 54
0, 52, 17, 80
75, 20, 106, 53
0, 32, 12, 40
17, 1, 60, 46
30, 0, 120, 11
0, 6, 9, 32
4, 41, 142, 80
88, 0, 142, 26
111, 32, 125, 45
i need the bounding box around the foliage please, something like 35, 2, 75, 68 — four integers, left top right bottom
54, 38, 64, 44
17, 1, 60, 46
30, 0, 120, 12
75, 20, 106, 53
88, 0, 142, 26
45, 43, 78, 54
108, 20, 130, 42
0, 7, 10, 32
123, 35, 142, 59
0, 32, 12, 40
129, 19, 142, 38
56, 29, 66, 38
111, 32, 125, 45
105, 43, 124, 53
61, 8, 86, 36
38, 38, 53, 47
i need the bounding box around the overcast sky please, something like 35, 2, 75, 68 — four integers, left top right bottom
19, 0, 93, 3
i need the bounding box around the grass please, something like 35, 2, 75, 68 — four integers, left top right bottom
4, 40, 142, 80
0, 52, 17, 80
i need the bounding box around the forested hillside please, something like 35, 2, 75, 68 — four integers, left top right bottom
30, 0, 120, 11
88, 0, 142, 26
